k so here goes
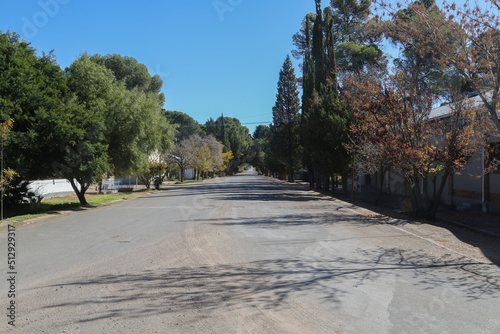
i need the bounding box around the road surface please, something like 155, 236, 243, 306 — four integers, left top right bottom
1, 170, 500, 333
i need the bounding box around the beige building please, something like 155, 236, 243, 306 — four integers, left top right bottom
359, 94, 500, 213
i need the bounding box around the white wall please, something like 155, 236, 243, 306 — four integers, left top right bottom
184, 169, 194, 180
28, 179, 78, 199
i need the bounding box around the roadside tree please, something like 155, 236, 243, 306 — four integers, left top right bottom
190, 135, 223, 179
138, 160, 169, 190
270, 55, 303, 182
168, 139, 195, 182
164, 110, 204, 141
0, 32, 72, 181
376, 0, 500, 133
345, 68, 494, 219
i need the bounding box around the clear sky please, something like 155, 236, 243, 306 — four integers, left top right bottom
0, 0, 317, 135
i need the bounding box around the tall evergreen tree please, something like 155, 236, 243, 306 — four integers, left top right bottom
300, 0, 355, 194
270, 55, 302, 182
220, 113, 230, 153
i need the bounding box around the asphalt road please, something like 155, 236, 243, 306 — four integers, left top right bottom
1, 170, 500, 333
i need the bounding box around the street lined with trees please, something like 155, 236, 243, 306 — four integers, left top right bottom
1, 1, 500, 332
2, 170, 499, 333
2, 0, 500, 217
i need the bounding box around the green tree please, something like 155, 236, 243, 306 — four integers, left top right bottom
106, 84, 175, 177
204, 116, 252, 173
90, 53, 165, 101
0, 34, 174, 205
249, 125, 270, 174
138, 160, 169, 190
164, 110, 204, 141
253, 125, 270, 141
383, 0, 452, 97
59, 55, 114, 204
69, 53, 175, 180
1, 119, 17, 219
190, 135, 223, 178
293, 1, 384, 74
270, 56, 303, 182
298, 1, 355, 193
0, 32, 72, 181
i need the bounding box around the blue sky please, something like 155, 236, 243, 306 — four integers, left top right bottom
0, 0, 317, 135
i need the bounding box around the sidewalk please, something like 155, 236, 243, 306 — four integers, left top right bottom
302, 183, 500, 239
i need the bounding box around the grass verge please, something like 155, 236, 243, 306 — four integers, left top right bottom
3, 191, 148, 225
174, 180, 204, 185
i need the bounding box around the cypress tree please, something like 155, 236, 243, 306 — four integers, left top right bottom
301, 0, 353, 194
270, 55, 302, 182
220, 113, 230, 153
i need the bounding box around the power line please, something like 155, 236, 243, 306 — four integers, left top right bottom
175, 121, 271, 128
241, 122, 271, 125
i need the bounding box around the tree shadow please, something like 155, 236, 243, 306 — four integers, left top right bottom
200, 212, 396, 228
325, 188, 500, 269
40, 247, 500, 323
139, 176, 321, 203
133, 174, 500, 281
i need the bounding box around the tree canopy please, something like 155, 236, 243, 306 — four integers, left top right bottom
204, 116, 252, 173
164, 110, 205, 141
0, 32, 176, 205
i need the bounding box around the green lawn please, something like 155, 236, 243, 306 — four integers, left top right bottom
3, 178, 211, 224
4, 192, 146, 224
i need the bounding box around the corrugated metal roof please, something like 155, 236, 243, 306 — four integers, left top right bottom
429, 92, 495, 120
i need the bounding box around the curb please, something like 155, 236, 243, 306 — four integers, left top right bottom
436, 217, 500, 239
279, 178, 500, 240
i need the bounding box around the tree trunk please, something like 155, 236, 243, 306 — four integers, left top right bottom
374, 167, 386, 205
309, 168, 315, 188
432, 178, 437, 202
323, 175, 329, 191
408, 184, 420, 217
422, 173, 430, 207
409, 175, 427, 218
180, 168, 185, 183
69, 178, 89, 206
342, 173, 348, 197
138, 175, 151, 189
427, 170, 450, 221
350, 170, 355, 201
315, 172, 322, 190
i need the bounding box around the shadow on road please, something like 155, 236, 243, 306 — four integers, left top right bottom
141, 173, 500, 270
202, 212, 395, 228
43, 247, 500, 323
143, 176, 321, 203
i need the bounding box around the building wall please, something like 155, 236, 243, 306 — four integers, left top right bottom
364, 149, 500, 213
181, 169, 194, 180
28, 179, 78, 199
